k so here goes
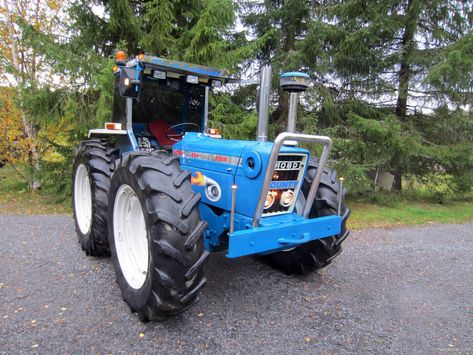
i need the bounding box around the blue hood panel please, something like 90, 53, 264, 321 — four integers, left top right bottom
173, 132, 309, 217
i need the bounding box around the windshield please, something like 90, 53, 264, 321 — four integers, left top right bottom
112, 77, 206, 129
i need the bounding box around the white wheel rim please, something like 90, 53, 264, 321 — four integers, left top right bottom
74, 164, 92, 234
113, 184, 149, 289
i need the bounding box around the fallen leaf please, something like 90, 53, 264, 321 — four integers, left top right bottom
304, 336, 311, 343
197, 312, 204, 317
139, 333, 145, 338
31, 344, 38, 348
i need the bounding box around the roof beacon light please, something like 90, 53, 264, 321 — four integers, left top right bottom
116, 51, 127, 66
116, 51, 127, 61
186, 75, 199, 84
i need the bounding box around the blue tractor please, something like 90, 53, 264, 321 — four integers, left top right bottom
72, 52, 351, 321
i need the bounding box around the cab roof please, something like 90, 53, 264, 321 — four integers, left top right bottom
141, 55, 230, 82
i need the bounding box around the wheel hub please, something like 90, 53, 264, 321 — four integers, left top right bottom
113, 184, 149, 289
74, 164, 92, 234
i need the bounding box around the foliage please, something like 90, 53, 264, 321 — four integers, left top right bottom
427, 33, 473, 105
0, 0, 472, 204
301, 0, 473, 190
0, 89, 30, 173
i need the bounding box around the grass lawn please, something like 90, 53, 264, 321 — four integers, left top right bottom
348, 201, 473, 230
0, 165, 71, 215
1, 165, 472, 229
0, 190, 71, 215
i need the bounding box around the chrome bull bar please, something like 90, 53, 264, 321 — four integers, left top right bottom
252, 132, 333, 227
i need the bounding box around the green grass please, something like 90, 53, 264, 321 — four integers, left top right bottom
348, 200, 473, 230
0, 165, 71, 215
1, 164, 472, 228
0, 190, 71, 215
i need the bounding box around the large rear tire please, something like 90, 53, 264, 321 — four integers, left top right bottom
262, 160, 351, 274
108, 151, 208, 321
72, 140, 118, 256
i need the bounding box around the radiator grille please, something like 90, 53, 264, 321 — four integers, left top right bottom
262, 153, 307, 216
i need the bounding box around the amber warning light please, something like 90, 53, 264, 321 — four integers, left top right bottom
207, 128, 222, 138
116, 51, 127, 61
105, 122, 122, 130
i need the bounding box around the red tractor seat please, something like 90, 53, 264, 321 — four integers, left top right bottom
148, 119, 180, 146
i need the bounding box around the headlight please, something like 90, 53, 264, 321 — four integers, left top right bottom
206, 184, 221, 202
280, 190, 295, 207
264, 191, 276, 209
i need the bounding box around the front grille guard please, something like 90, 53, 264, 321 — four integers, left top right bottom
252, 132, 332, 227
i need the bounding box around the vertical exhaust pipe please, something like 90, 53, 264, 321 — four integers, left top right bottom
256, 65, 272, 142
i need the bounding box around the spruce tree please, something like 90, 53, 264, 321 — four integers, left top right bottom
302, 0, 473, 190
241, 0, 312, 126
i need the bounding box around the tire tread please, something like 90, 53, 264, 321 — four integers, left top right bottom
108, 152, 207, 321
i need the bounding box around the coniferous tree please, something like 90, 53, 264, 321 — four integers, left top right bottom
241, 0, 313, 126
301, 0, 473, 190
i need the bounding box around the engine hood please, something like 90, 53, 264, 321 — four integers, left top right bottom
173, 132, 310, 218
173, 132, 307, 173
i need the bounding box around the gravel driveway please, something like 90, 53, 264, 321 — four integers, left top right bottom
0, 214, 472, 354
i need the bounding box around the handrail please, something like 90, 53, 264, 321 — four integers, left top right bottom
252, 132, 332, 227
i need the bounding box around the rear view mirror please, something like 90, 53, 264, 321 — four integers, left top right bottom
119, 67, 142, 98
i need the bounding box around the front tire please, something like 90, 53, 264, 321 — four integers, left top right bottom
262, 160, 351, 274
72, 140, 118, 256
108, 151, 208, 321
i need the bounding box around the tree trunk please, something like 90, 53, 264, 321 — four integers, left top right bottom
393, 0, 421, 191
22, 117, 41, 190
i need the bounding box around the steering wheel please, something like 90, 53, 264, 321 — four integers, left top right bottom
165, 122, 200, 142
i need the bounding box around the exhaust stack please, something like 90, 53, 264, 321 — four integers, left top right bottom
256, 65, 272, 142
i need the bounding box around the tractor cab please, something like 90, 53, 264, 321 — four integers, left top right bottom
105, 52, 229, 151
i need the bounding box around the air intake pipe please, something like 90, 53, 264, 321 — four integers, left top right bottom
279, 72, 310, 133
